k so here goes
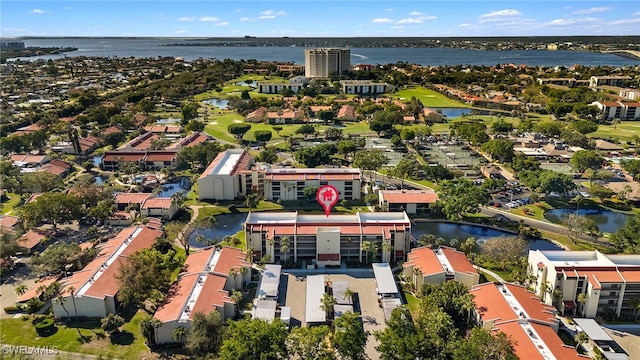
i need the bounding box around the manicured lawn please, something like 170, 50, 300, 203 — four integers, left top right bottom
591, 121, 640, 144
0, 309, 152, 359
390, 87, 469, 108
404, 292, 420, 320
1, 192, 20, 215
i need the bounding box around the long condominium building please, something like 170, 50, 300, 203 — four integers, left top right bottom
528, 250, 640, 319
304, 48, 351, 78
245, 211, 411, 267
263, 168, 361, 201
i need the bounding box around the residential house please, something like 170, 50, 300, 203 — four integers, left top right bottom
245, 107, 268, 123
154, 246, 250, 344
336, 105, 356, 121
40, 160, 73, 178
266, 109, 303, 124
0, 215, 21, 235
198, 149, 255, 201
470, 282, 585, 360
528, 250, 640, 318
140, 197, 179, 220
403, 246, 479, 289
16, 229, 48, 254
114, 193, 155, 211
245, 212, 411, 266
52, 226, 163, 319
378, 189, 439, 214
422, 108, 445, 123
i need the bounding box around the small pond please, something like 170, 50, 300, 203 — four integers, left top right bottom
156, 177, 192, 198
202, 98, 229, 109
189, 213, 248, 248
94, 175, 108, 185
412, 221, 562, 250
430, 107, 473, 119
235, 81, 257, 88
156, 118, 181, 124
92, 155, 103, 167
544, 208, 630, 234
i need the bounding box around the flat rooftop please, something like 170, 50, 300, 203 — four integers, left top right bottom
372, 263, 398, 295
257, 264, 281, 299
306, 275, 326, 323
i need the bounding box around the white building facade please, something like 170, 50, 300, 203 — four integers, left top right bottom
304, 48, 350, 78
198, 149, 255, 200
263, 168, 361, 201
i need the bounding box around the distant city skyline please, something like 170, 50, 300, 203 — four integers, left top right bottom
1, 0, 639, 38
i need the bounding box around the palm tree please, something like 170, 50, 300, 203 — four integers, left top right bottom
553, 289, 563, 308
435, 237, 445, 247
280, 236, 290, 264
239, 266, 249, 290
360, 241, 377, 265
344, 288, 356, 305
346, 237, 353, 263
14, 284, 27, 296
418, 234, 435, 247
611, 118, 621, 130
228, 268, 240, 289
575, 331, 589, 351
67, 286, 77, 319
382, 241, 393, 263
539, 280, 551, 302
230, 289, 243, 316
628, 297, 640, 321
320, 293, 337, 320
577, 293, 588, 317
54, 294, 70, 322
172, 326, 188, 343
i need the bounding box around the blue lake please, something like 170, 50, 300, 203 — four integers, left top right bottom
431, 107, 473, 119
412, 221, 562, 250
157, 118, 181, 124
156, 177, 192, 198
544, 208, 630, 234
203, 98, 229, 109
93, 155, 103, 167
189, 213, 248, 248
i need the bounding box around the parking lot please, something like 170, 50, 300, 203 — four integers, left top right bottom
283, 272, 386, 360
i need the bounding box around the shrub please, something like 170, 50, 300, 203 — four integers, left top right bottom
228, 203, 237, 212
4, 306, 21, 314
34, 317, 55, 335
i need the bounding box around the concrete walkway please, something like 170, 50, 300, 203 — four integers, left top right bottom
474, 265, 507, 283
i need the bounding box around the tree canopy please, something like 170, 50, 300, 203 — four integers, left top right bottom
436, 178, 490, 220
218, 319, 289, 360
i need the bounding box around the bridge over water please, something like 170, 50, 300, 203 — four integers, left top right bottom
603, 50, 640, 61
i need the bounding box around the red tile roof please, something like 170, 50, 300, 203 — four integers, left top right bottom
191, 274, 233, 317
114, 193, 154, 205
380, 190, 439, 204
17, 276, 60, 303
0, 216, 20, 230
440, 246, 477, 274
16, 229, 47, 250
471, 283, 556, 326
212, 247, 250, 276
141, 197, 173, 210
494, 322, 584, 360
404, 246, 443, 276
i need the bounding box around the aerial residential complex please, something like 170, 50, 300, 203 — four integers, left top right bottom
402, 246, 479, 289
52, 226, 163, 319
470, 282, 585, 360
304, 48, 351, 78
198, 149, 363, 202
154, 246, 250, 344
528, 250, 640, 318
244, 211, 411, 266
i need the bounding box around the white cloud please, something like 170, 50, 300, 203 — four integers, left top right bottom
384, 8, 393, 12
3, 28, 27, 33
199, 16, 219, 22
458, 23, 471, 28
216, 22, 229, 26
239, 17, 253, 22
178, 16, 196, 21
544, 19, 577, 26
371, 18, 393, 24
261, 10, 286, 17
479, 9, 522, 23
29, 9, 47, 14
259, 15, 276, 19
397, 18, 423, 24
175, 30, 188, 34
632, 11, 640, 16
610, 18, 640, 25
572, 7, 611, 15
480, 9, 522, 18
409, 11, 422, 16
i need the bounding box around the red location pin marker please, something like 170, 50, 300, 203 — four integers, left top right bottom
316, 185, 339, 217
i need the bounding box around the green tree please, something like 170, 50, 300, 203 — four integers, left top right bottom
302, 186, 319, 202
400, 128, 416, 141
571, 150, 604, 173
353, 149, 389, 182
575, 331, 589, 351
116, 248, 182, 308
533, 120, 564, 136
361, 241, 378, 265
452, 328, 518, 360
184, 119, 205, 132
437, 178, 490, 220
256, 146, 278, 163
20, 172, 64, 194
287, 325, 335, 360
101, 313, 125, 337
228, 123, 252, 142
491, 120, 514, 134
272, 125, 283, 136
480, 236, 528, 271
139, 315, 161, 345
31, 242, 82, 274
611, 213, 640, 254
589, 185, 615, 202
333, 311, 368, 360
172, 326, 188, 343
253, 130, 273, 144
320, 293, 337, 319
571, 120, 599, 134
295, 124, 316, 140
185, 311, 225, 358
324, 127, 343, 140
391, 158, 421, 189
218, 318, 289, 360
481, 139, 515, 162
374, 307, 419, 360
181, 102, 199, 122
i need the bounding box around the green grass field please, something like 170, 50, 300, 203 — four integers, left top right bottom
1, 192, 20, 215
0, 309, 151, 359
591, 121, 640, 144
390, 87, 470, 108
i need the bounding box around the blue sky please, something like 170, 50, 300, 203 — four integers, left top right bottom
1, 1, 639, 37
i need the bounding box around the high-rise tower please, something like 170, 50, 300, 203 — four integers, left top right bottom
304, 48, 351, 78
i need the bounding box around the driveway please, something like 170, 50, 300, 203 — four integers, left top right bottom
282, 272, 385, 360
0, 264, 36, 319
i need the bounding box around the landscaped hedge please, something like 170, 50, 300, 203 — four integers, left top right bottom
34, 317, 55, 335
3, 306, 21, 314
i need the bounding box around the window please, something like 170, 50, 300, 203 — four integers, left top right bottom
610, 292, 616, 297
608, 300, 615, 305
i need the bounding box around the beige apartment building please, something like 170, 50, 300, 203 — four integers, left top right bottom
304, 48, 350, 78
